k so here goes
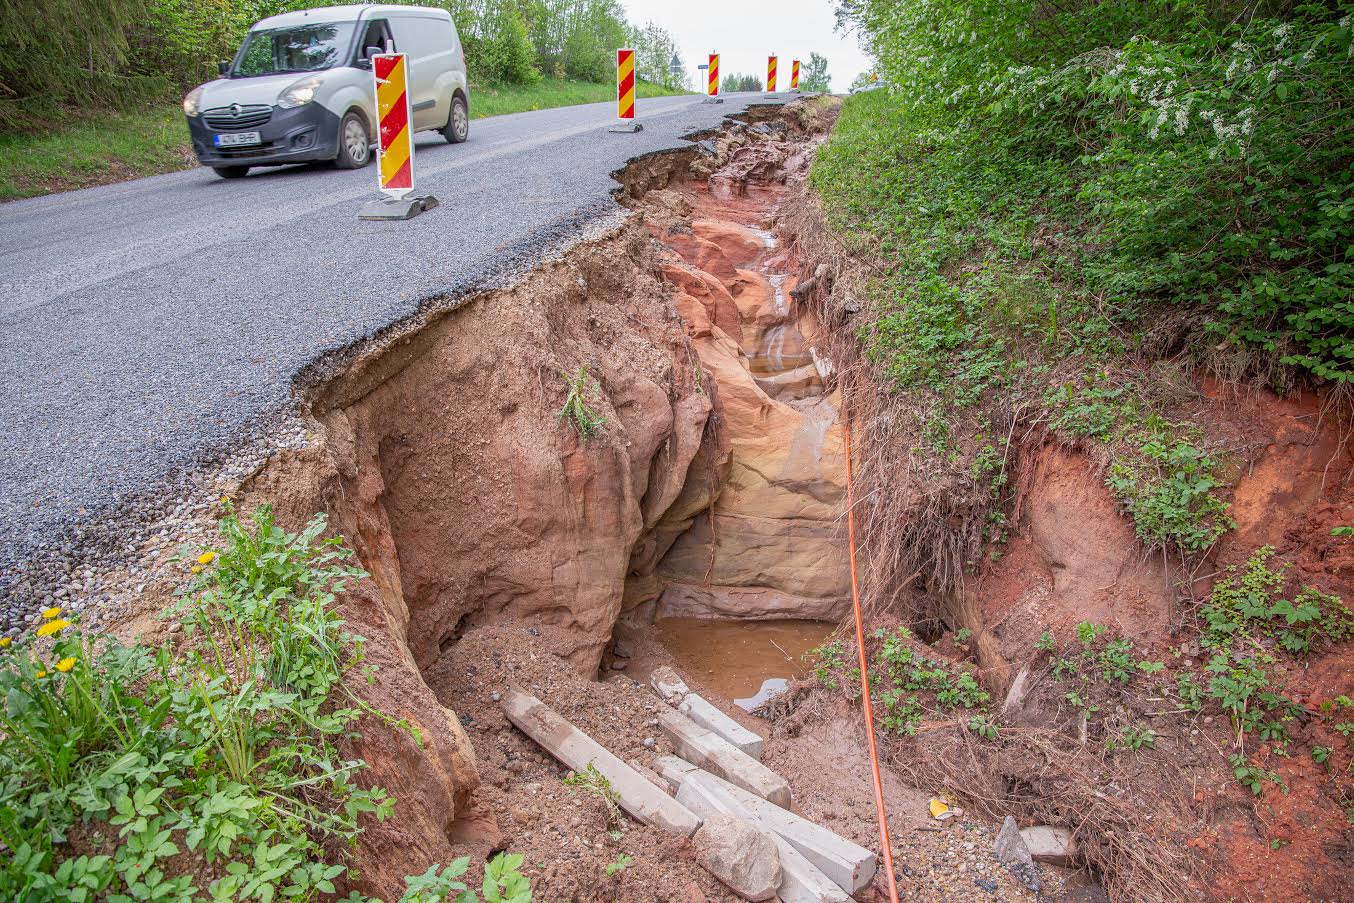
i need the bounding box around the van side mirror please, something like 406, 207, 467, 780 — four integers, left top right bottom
365, 45, 383, 60
218, 60, 230, 76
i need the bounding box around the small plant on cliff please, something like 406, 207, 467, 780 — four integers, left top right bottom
557, 366, 607, 441
605, 854, 633, 878
564, 761, 622, 827
382, 853, 533, 903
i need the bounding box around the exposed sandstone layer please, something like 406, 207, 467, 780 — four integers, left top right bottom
637, 131, 851, 623
306, 224, 715, 672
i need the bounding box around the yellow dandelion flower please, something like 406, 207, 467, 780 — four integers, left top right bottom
36, 669, 48, 679
197, 551, 216, 565
36, 618, 71, 638
0, 637, 11, 648
191, 565, 202, 574
41, 606, 62, 620
55, 657, 76, 673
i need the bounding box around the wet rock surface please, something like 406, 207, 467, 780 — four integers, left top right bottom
637, 126, 850, 625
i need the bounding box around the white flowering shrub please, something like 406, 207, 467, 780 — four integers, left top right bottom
833, 0, 1353, 382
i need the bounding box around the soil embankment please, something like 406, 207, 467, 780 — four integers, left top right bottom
120, 98, 1353, 902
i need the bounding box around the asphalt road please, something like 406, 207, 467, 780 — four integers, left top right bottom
0, 92, 775, 574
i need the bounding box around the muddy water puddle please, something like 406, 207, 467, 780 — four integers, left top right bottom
651, 617, 833, 708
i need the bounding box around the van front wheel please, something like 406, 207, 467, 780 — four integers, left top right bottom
441, 95, 468, 144
335, 111, 371, 169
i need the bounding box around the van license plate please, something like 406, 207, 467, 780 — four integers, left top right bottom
214, 132, 261, 147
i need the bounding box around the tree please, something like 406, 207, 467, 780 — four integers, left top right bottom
721, 73, 762, 93
800, 51, 830, 92
628, 20, 688, 90
0, 0, 153, 123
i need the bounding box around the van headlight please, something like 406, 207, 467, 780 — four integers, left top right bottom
278, 77, 322, 109
183, 86, 205, 117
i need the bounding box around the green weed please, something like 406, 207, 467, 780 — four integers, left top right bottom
557, 366, 607, 441
564, 762, 622, 828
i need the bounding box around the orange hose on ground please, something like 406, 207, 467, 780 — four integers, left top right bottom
843, 414, 902, 903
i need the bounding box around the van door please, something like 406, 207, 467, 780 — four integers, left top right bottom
388, 14, 456, 131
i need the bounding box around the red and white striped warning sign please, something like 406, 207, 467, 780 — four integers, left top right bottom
373, 53, 414, 197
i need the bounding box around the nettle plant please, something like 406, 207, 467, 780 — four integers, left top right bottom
0, 505, 534, 903
809, 630, 995, 738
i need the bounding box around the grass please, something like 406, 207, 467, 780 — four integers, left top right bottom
0, 77, 691, 202
0, 107, 192, 201
469, 77, 689, 119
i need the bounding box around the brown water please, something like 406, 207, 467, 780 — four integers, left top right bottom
651, 617, 835, 702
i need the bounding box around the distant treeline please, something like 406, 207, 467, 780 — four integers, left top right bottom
0, 0, 688, 127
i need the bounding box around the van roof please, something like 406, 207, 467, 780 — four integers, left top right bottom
252, 4, 450, 30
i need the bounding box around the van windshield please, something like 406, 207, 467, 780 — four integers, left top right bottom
232, 23, 356, 77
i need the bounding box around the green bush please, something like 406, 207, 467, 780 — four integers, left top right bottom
832, 0, 1354, 384
3, 0, 664, 123
0, 505, 521, 902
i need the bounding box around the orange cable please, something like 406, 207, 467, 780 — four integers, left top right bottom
843, 413, 902, 903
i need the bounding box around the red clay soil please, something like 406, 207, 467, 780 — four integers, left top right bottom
951, 379, 1354, 902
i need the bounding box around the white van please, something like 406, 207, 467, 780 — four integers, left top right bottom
182, 4, 470, 179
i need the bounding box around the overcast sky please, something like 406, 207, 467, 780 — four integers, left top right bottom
618, 0, 871, 94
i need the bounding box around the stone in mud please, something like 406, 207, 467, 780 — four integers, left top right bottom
993, 816, 1032, 868
651, 665, 691, 703
692, 814, 782, 901
677, 776, 850, 903
1020, 825, 1078, 866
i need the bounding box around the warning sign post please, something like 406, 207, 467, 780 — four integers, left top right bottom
359, 52, 439, 220
608, 48, 643, 133
704, 52, 723, 104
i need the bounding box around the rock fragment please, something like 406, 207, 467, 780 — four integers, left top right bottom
692, 813, 782, 901
1019, 825, 1078, 866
